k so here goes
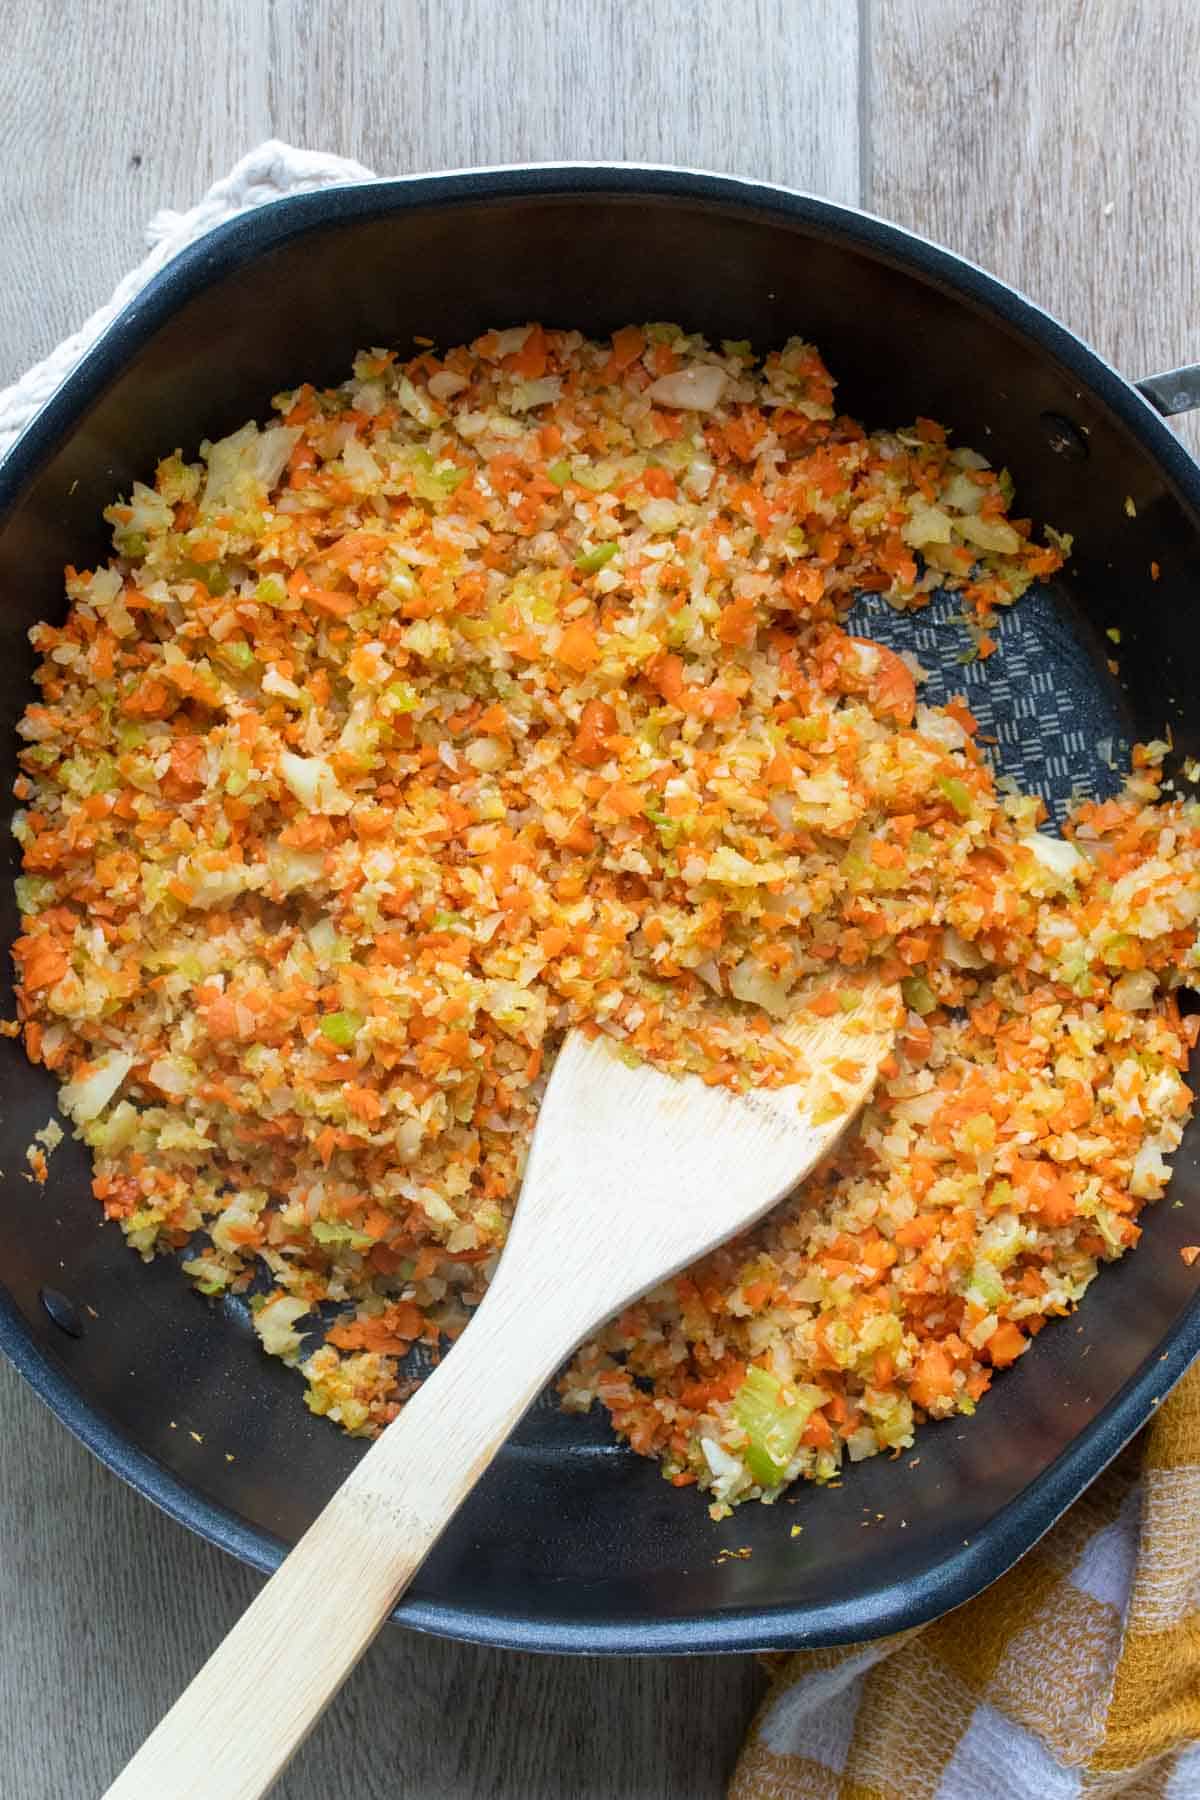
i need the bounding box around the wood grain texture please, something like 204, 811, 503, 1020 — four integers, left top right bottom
0, 0, 271, 388
0, 5, 856, 1793
0, 1361, 764, 1800
0, 0, 860, 390
5, 2, 1200, 1796
867, 0, 1200, 457
107, 1009, 890, 1799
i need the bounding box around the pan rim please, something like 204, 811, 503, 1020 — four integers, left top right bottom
2, 161, 1198, 1654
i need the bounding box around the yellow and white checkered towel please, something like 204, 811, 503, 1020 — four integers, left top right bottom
732, 1362, 1200, 1798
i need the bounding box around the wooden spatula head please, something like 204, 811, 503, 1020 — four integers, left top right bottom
498, 974, 899, 1335
105, 974, 896, 1800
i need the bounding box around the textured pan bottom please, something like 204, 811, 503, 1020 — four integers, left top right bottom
851, 583, 1128, 818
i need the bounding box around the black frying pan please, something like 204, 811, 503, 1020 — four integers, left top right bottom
0, 167, 1197, 1653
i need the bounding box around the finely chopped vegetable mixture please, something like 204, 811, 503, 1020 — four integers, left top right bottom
11, 324, 1199, 1512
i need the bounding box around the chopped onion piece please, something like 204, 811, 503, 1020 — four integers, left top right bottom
278, 752, 352, 814
730, 957, 792, 1019
956, 514, 1022, 555
253, 1294, 312, 1360
1112, 969, 1158, 1011
646, 366, 727, 411
1023, 832, 1086, 879
943, 927, 987, 970
59, 1051, 133, 1124
492, 326, 531, 356
427, 370, 468, 400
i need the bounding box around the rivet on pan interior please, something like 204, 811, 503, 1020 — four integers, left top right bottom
40, 1286, 85, 1339
1040, 413, 1090, 460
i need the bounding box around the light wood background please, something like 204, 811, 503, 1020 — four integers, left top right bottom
2, 3, 1198, 1795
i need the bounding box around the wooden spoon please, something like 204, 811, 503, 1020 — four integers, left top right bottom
105, 980, 894, 1800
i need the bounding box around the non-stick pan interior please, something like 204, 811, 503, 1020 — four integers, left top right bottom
852, 584, 1128, 819
0, 173, 1197, 1651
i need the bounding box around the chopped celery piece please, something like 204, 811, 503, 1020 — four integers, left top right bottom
570, 462, 613, 492
968, 1260, 1006, 1309
183, 1260, 231, 1297
14, 875, 54, 915
901, 975, 937, 1016
115, 530, 148, 559
383, 681, 419, 713
937, 774, 973, 817
546, 460, 572, 485
311, 1218, 374, 1250
645, 805, 685, 849
179, 559, 230, 597
963, 1112, 995, 1151
219, 640, 255, 672
413, 463, 468, 504
733, 1366, 826, 1487
319, 1010, 363, 1047
89, 754, 118, 793
182, 1256, 230, 1297
575, 541, 618, 574
224, 756, 251, 797
255, 575, 286, 605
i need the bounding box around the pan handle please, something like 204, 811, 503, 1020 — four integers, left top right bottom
1136, 365, 1200, 418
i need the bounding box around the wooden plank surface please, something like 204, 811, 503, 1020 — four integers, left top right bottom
0, 4, 858, 1796
867, 0, 1200, 457
0, 0, 861, 390
0, 1360, 763, 1800
4, 3, 1200, 1796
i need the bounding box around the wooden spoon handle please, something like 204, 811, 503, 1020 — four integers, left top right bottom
103, 1277, 570, 1800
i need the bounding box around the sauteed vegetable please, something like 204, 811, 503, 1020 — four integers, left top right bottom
12, 325, 1197, 1511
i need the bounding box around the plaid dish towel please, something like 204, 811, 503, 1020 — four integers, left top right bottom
4, 141, 1200, 1800
732, 1362, 1200, 1798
